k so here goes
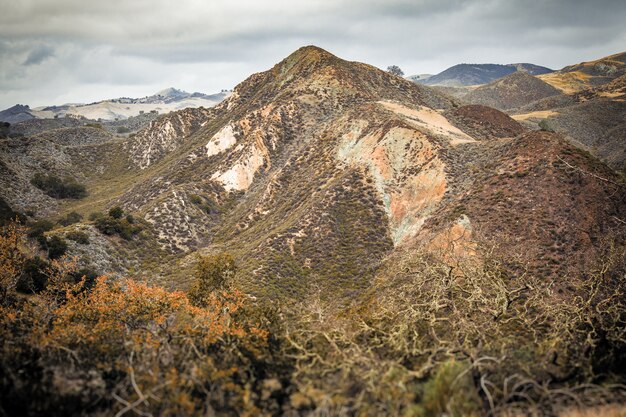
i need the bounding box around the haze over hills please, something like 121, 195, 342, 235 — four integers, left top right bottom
0, 88, 230, 123
1, 46, 625, 416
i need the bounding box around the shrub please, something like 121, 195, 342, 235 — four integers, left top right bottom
65, 230, 89, 245
0, 197, 26, 226
58, 211, 83, 226
88, 211, 104, 221
17, 256, 49, 293
47, 236, 68, 260
188, 253, 236, 306
538, 119, 555, 132
0, 222, 24, 303
94, 212, 141, 240
116, 126, 131, 134
108, 206, 124, 219
31, 173, 87, 199
27, 219, 54, 238
418, 360, 482, 417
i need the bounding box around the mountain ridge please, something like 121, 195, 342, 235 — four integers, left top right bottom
0, 88, 230, 123
415, 62, 553, 87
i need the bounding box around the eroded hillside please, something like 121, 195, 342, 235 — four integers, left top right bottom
1, 46, 624, 302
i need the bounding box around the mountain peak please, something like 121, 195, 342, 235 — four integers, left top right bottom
273, 45, 339, 78
154, 87, 188, 98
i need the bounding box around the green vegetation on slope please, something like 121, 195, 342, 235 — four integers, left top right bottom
1, 222, 624, 416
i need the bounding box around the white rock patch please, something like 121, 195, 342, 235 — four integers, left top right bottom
206, 124, 237, 157
211, 145, 266, 192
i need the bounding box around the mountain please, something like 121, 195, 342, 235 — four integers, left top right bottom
416, 62, 553, 87
2, 45, 626, 416
507, 54, 626, 170
0, 88, 230, 123
539, 51, 626, 93
2, 45, 623, 300
463, 71, 563, 110
0, 104, 36, 124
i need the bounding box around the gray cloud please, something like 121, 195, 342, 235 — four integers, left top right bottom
22, 44, 54, 65
1, 0, 625, 108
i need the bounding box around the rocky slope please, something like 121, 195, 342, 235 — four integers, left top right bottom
0, 104, 36, 124
1, 46, 624, 302
512, 69, 626, 169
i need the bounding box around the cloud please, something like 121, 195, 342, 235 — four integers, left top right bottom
22, 44, 54, 66
0, 0, 625, 108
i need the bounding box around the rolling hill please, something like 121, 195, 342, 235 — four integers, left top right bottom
0, 88, 230, 123
463, 71, 563, 110
415, 62, 553, 87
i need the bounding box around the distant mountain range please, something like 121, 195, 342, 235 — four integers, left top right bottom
0, 88, 230, 123
410, 63, 553, 87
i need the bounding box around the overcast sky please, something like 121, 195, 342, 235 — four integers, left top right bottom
1, 0, 625, 109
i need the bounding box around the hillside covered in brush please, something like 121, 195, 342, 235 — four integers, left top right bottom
1, 46, 625, 416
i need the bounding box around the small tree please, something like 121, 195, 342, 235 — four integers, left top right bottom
188, 253, 236, 306
387, 65, 404, 77
108, 206, 124, 219
538, 119, 555, 132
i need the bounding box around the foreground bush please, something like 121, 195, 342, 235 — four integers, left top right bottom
1, 277, 281, 416
1, 222, 624, 416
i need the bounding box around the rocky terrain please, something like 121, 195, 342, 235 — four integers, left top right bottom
0, 104, 36, 124
1, 45, 625, 417
1, 45, 624, 299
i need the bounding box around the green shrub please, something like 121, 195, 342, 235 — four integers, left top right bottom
538, 119, 555, 132
27, 219, 54, 238
418, 360, 482, 417
108, 206, 124, 219
58, 211, 83, 226
188, 253, 236, 306
94, 214, 141, 240
88, 211, 104, 221
47, 236, 68, 260
66, 230, 89, 245
116, 126, 131, 134
31, 173, 87, 199
17, 256, 49, 293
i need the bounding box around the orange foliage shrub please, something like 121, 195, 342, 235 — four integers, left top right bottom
36, 278, 272, 416
0, 223, 285, 416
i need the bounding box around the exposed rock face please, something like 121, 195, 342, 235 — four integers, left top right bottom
0, 104, 35, 124
128, 107, 215, 169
